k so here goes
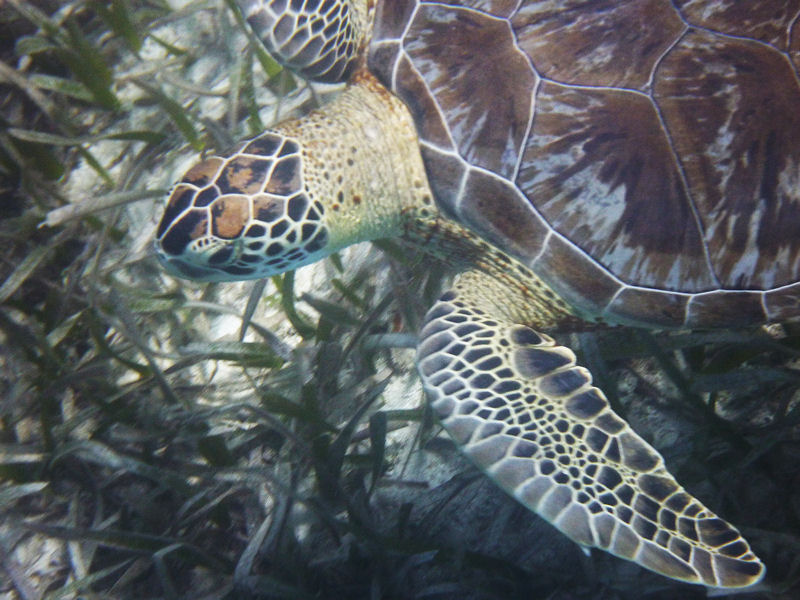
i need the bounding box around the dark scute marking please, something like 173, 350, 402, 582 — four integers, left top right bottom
684, 504, 701, 518
421, 354, 451, 377
698, 518, 739, 547
454, 323, 481, 336
160, 210, 206, 255
287, 194, 309, 221
540, 368, 590, 397
599, 492, 617, 506
565, 390, 606, 419
540, 460, 556, 475
633, 516, 657, 540
247, 241, 264, 250
617, 485, 634, 505
255, 197, 284, 222
157, 186, 194, 238
274, 13, 295, 45
223, 265, 254, 275
595, 412, 626, 434
634, 495, 661, 522
208, 246, 234, 265
514, 347, 571, 378
604, 437, 620, 462
449, 342, 466, 354
513, 441, 537, 458
494, 380, 521, 394
266, 243, 284, 257
217, 157, 271, 195
426, 304, 455, 322
278, 139, 299, 156
619, 433, 659, 471
638, 474, 677, 501
271, 220, 289, 237
244, 133, 282, 157
665, 492, 691, 513
246, 224, 266, 238
240, 253, 263, 264
419, 334, 452, 360
306, 230, 328, 252
440, 290, 457, 302
678, 517, 699, 542
194, 186, 221, 208
722, 558, 763, 578
285, 248, 305, 260
266, 157, 302, 195
476, 422, 504, 440
442, 379, 465, 395
617, 506, 633, 523
181, 156, 223, 186
660, 509, 677, 531
554, 471, 569, 484
471, 374, 495, 389
585, 428, 609, 453
510, 326, 544, 346
720, 540, 749, 558
476, 356, 503, 371
597, 466, 622, 489
464, 347, 492, 362
301, 223, 317, 241
670, 537, 691, 562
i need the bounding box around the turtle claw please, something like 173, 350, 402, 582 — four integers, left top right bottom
417, 272, 765, 588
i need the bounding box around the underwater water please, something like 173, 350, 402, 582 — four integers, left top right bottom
1, 1, 799, 599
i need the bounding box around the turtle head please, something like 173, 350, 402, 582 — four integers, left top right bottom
155, 131, 331, 282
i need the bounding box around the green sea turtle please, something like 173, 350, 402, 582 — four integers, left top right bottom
154, 0, 800, 588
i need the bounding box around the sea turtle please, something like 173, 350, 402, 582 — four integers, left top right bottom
154, 0, 800, 588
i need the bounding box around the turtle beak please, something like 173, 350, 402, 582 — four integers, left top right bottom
154, 238, 244, 282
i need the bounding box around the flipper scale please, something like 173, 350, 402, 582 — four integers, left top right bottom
417, 272, 764, 588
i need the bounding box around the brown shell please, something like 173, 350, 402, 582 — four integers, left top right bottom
368, 0, 800, 327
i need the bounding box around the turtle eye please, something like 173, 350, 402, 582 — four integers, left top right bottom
155, 132, 330, 282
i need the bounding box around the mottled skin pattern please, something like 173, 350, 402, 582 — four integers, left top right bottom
152, 0, 800, 589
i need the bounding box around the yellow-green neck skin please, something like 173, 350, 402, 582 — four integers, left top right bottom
283, 71, 432, 251
154, 70, 577, 328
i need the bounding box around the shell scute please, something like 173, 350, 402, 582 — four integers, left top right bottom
403, 3, 535, 178
370, 0, 800, 326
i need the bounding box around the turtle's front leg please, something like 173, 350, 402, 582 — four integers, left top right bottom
416, 270, 764, 588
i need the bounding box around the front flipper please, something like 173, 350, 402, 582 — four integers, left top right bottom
416, 273, 764, 588
239, 0, 366, 83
